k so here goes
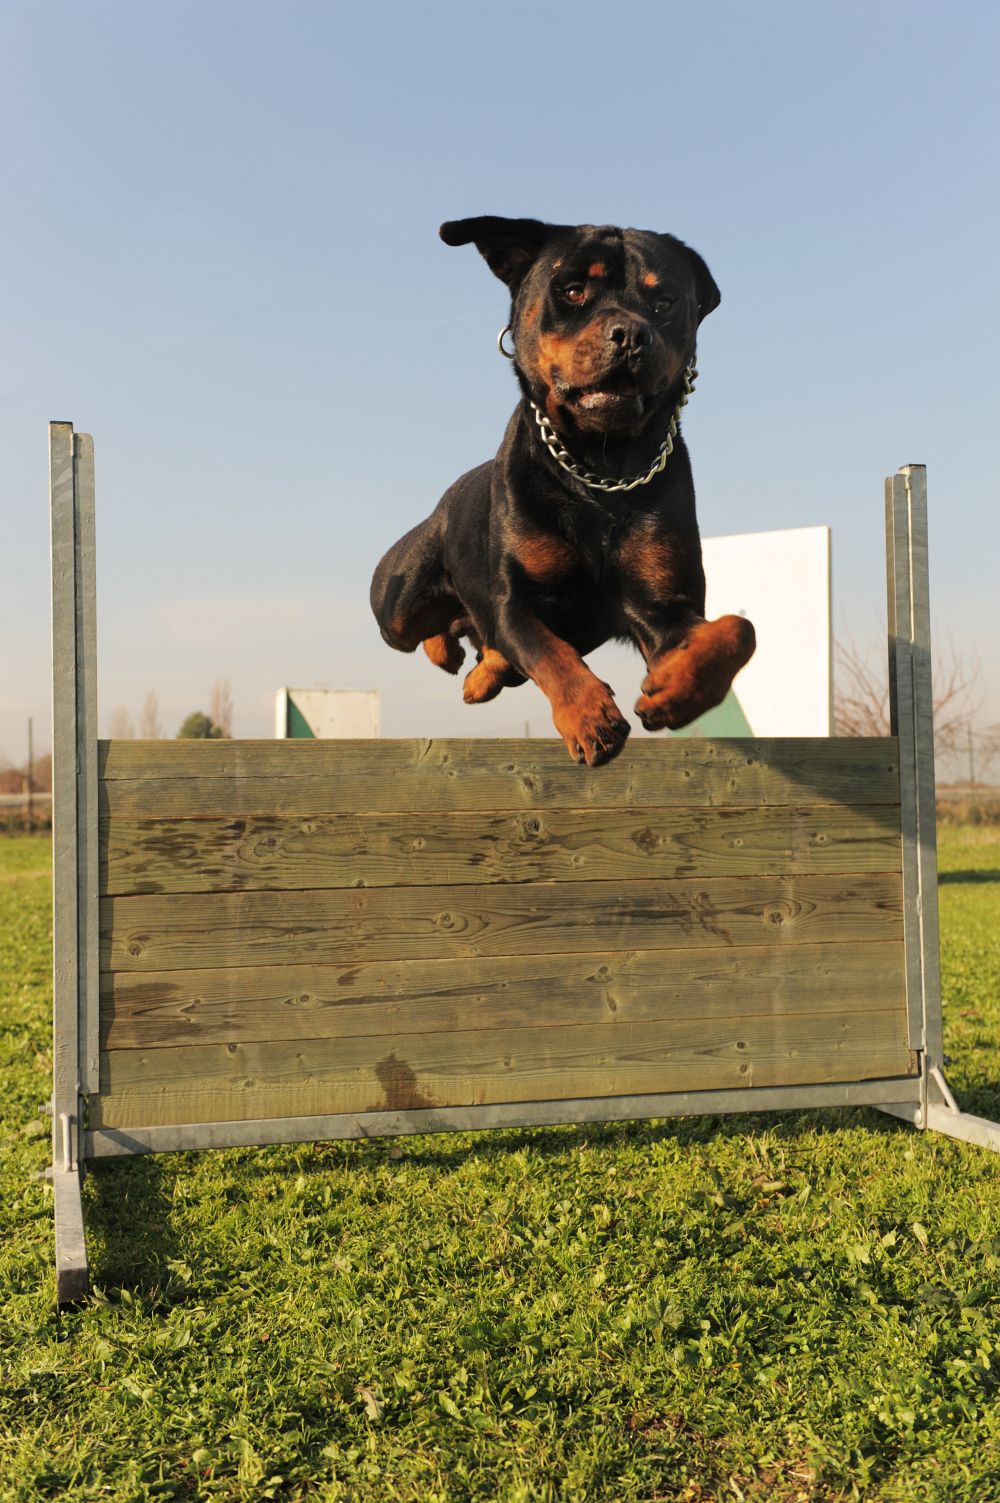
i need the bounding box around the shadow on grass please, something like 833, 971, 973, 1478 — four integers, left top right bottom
83, 1152, 188, 1298
84, 1095, 1000, 1300
939, 869, 1000, 884
331, 1104, 918, 1168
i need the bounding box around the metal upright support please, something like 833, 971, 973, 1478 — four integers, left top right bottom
49, 420, 97, 1306
878, 464, 1000, 1151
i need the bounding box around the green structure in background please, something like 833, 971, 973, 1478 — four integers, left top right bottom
671, 687, 755, 738
275, 688, 380, 739
286, 698, 316, 739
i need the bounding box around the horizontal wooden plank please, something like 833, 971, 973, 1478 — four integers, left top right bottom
90, 1008, 918, 1128
98, 737, 901, 815
100, 803, 904, 896
101, 874, 904, 973
101, 941, 907, 1050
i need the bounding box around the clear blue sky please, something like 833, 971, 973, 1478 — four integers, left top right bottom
2, 0, 998, 758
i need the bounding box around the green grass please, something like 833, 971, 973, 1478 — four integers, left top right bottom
3, 829, 1000, 1502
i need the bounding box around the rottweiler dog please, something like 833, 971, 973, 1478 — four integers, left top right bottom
370, 216, 755, 766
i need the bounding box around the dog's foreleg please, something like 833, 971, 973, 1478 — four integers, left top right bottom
635, 614, 756, 731
462, 647, 523, 703
493, 609, 629, 766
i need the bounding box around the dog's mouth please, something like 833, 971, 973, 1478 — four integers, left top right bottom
577, 389, 642, 417
556, 367, 657, 424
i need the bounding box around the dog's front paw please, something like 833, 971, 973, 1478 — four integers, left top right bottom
423, 633, 465, 674
463, 648, 517, 704
636, 615, 756, 730
553, 682, 630, 766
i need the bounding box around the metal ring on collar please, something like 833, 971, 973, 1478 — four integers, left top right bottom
497, 326, 516, 359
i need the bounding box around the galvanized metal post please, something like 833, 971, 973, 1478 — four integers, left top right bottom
50, 420, 97, 1306
899, 465, 945, 1090
75, 433, 100, 1095
879, 464, 1000, 1152
884, 473, 925, 1058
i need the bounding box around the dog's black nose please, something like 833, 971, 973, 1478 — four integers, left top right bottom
608, 317, 652, 352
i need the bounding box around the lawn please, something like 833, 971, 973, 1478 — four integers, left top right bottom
2, 828, 1000, 1502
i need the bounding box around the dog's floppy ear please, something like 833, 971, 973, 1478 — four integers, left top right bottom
659, 234, 721, 322
682, 241, 721, 322
440, 216, 572, 290
688, 247, 721, 321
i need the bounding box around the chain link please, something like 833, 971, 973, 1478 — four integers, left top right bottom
528, 364, 697, 493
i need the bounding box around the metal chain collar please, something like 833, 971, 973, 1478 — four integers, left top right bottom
497, 325, 697, 493
530, 365, 697, 493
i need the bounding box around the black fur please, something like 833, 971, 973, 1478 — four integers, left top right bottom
371, 216, 754, 765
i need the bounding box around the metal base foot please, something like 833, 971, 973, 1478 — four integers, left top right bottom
878, 1098, 1000, 1153
53, 1166, 89, 1309
876, 1066, 1000, 1154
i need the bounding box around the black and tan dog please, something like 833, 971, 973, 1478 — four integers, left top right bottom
370, 216, 755, 766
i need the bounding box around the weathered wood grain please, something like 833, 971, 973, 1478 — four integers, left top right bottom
100, 803, 903, 896
100, 873, 904, 974
98, 737, 901, 816
91, 1007, 917, 1128
100, 941, 907, 1050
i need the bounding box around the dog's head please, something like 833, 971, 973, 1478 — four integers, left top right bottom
440, 215, 719, 439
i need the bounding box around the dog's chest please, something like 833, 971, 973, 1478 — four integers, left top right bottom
514, 515, 680, 645
518, 512, 676, 594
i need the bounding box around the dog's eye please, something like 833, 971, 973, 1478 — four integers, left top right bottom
653, 297, 674, 316
561, 283, 587, 305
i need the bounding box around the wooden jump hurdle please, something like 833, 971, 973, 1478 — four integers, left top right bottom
47, 421, 1000, 1307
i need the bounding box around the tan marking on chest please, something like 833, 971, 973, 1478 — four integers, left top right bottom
516, 533, 578, 584
619, 531, 679, 598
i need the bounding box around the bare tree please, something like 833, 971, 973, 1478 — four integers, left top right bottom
33, 752, 53, 792
139, 689, 163, 740
834, 636, 985, 774
209, 677, 234, 737
108, 706, 135, 739
833, 640, 892, 738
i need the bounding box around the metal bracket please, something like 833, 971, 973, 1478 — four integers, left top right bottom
879, 1072, 1000, 1153
57, 1105, 79, 1173
928, 1065, 959, 1114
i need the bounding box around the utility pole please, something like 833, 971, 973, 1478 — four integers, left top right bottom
968, 721, 975, 789
26, 717, 34, 832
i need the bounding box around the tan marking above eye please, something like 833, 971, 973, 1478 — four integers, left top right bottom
588, 262, 606, 278
642, 271, 660, 289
